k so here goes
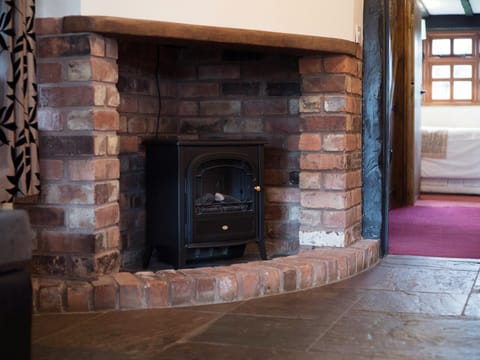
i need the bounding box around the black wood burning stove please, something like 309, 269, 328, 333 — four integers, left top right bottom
143, 138, 267, 268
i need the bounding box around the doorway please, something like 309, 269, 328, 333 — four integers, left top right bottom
386, 0, 480, 258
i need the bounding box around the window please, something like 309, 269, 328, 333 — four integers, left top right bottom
423, 31, 479, 104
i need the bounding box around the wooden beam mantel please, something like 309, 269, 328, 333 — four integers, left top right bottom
62, 16, 360, 56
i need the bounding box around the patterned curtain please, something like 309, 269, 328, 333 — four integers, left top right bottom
0, 0, 40, 203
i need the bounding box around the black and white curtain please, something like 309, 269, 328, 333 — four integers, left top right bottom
0, 0, 40, 203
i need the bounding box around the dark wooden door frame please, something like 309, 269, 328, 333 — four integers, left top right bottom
362, 0, 423, 256
362, 0, 390, 256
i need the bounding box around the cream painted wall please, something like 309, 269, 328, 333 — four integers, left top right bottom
422, 106, 480, 129
36, 0, 363, 43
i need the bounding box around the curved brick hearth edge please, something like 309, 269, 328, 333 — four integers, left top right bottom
32, 240, 379, 313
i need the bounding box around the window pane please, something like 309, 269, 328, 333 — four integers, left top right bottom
432, 65, 450, 79
432, 81, 450, 100
453, 81, 472, 100
432, 39, 451, 55
453, 65, 472, 78
453, 38, 472, 55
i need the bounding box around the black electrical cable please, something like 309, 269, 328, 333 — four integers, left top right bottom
154, 45, 162, 138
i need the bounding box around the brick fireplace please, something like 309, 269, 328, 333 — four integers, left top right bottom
16, 16, 372, 311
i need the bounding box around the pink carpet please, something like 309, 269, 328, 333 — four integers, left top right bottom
389, 201, 480, 259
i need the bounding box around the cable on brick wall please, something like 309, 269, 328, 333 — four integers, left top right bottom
154, 45, 162, 138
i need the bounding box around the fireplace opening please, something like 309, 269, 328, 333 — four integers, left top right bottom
144, 138, 267, 269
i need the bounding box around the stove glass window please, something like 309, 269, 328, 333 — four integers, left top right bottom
194, 159, 254, 214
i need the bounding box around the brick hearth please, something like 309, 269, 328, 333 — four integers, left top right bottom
33, 240, 378, 312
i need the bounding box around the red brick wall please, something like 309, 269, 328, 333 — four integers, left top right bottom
298, 55, 363, 247
22, 19, 121, 279
116, 43, 177, 267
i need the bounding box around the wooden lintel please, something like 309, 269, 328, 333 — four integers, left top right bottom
62, 16, 360, 56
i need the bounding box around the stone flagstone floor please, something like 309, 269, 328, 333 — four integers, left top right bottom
32, 255, 480, 359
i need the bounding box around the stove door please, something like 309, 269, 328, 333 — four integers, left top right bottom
187, 156, 258, 246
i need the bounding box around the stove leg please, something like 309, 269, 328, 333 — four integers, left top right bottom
142, 243, 153, 269
257, 240, 267, 260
